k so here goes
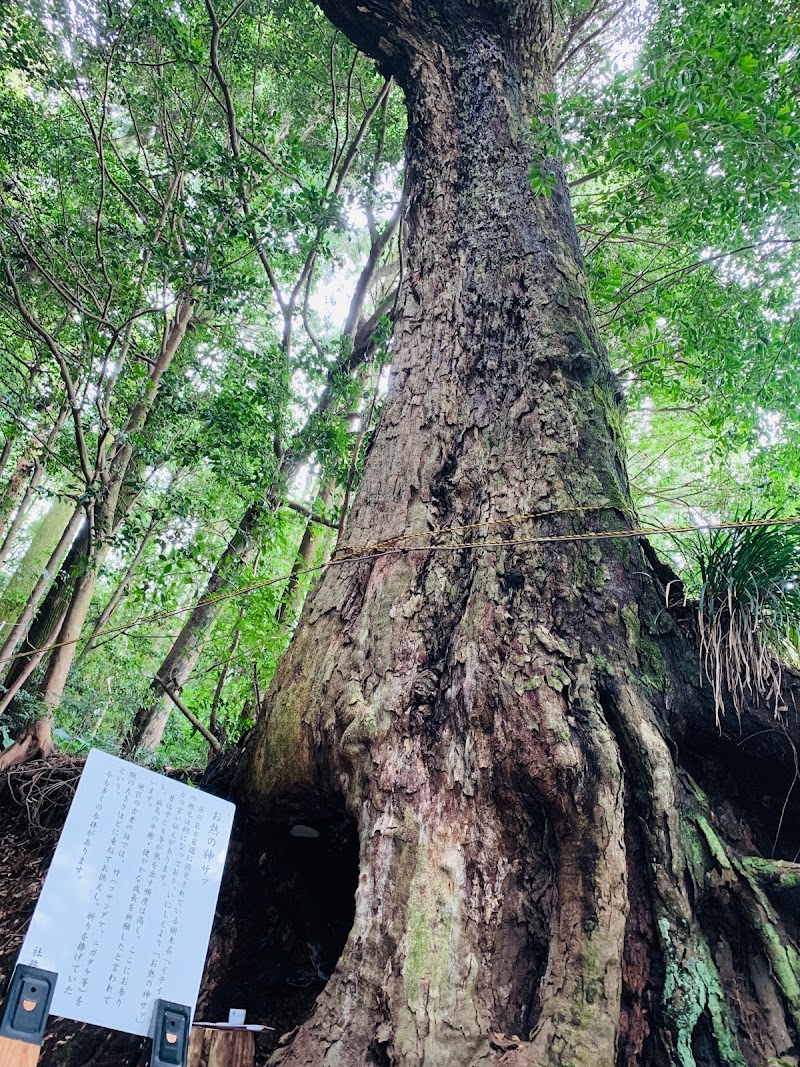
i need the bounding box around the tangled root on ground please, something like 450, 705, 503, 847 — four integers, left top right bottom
1, 754, 83, 835
0, 755, 83, 836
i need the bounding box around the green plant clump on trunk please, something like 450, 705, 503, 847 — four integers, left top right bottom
678, 515, 800, 721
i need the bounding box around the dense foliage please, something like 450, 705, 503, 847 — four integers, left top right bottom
0, 0, 797, 765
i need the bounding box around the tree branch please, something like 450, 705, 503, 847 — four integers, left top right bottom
285, 499, 338, 529
0, 236, 94, 485
156, 675, 223, 751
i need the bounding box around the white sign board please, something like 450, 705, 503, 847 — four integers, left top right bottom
17, 749, 234, 1036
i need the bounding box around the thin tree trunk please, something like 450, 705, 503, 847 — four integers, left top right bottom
208, 628, 241, 740
0, 521, 89, 694
275, 523, 316, 625
0, 297, 196, 767
208, 548, 263, 740
156, 676, 223, 752
230, 4, 800, 1064
276, 483, 334, 625
0, 408, 69, 571
0, 505, 83, 674
123, 500, 265, 755
78, 510, 159, 661
0, 452, 35, 542
0, 525, 93, 775
0, 465, 43, 572
0, 435, 13, 484
336, 366, 380, 541
0, 602, 69, 718
0, 529, 103, 765
37, 562, 101, 712
0, 493, 75, 631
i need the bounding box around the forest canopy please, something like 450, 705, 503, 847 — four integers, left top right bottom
0, 0, 798, 766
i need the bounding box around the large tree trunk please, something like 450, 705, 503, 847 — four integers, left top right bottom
234, 3, 800, 1065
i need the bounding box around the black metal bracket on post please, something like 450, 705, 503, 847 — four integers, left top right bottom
150, 1000, 191, 1067
0, 964, 57, 1046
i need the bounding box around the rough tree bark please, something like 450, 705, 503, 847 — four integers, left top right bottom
234, 2, 800, 1066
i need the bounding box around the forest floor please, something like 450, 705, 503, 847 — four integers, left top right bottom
0, 755, 346, 1067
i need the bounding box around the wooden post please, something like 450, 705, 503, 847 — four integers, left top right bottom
187, 1027, 256, 1067
0, 1037, 42, 1067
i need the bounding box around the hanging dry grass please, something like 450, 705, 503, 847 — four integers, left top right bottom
680, 514, 800, 723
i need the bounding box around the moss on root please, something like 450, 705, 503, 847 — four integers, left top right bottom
658, 917, 747, 1067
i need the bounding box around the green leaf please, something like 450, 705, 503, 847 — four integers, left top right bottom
738, 53, 759, 75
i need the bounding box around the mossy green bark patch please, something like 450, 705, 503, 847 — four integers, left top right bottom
739, 857, 800, 892
621, 603, 640, 647
680, 804, 800, 1037
401, 845, 458, 1011
736, 870, 800, 1027
247, 679, 311, 801
658, 918, 747, 1067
